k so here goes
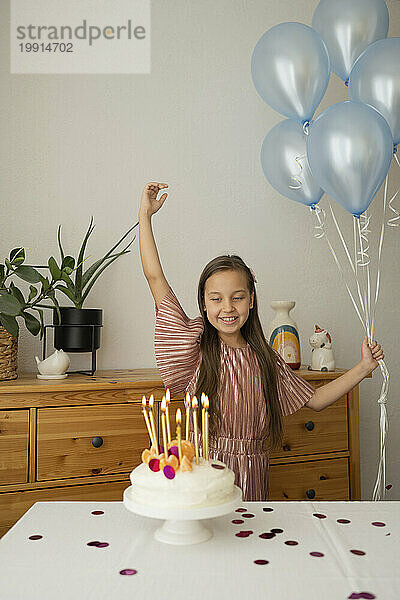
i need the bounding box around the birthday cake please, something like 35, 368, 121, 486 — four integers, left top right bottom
130, 439, 235, 509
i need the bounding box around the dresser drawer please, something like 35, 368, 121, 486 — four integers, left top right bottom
36, 404, 148, 481
0, 410, 29, 485
270, 396, 348, 458
0, 480, 129, 538
269, 457, 349, 501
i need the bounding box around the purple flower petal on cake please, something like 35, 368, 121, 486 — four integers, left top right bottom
284, 540, 299, 546
310, 552, 324, 557
259, 532, 275, 539
28, 535, 43, 540
371, 521, 386, 527
231, 519, 244, 524
350, 549, 366, 556
254, 559, 269, 565
337, 519, 351, 524
262, 507, 274, 512
149, 458, 160, 472
270, 528, 283, 534
91, 510, 104, 515
313, 513, 327, 519
168, 446, 179, 458
242, 513, 255, 518
119, 569, 137, 576
163, 465, 176, 479
211, 463, 225, 470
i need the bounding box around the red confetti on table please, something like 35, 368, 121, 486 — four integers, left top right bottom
91, 510, 104, 515
235, 508, 247, 512
28, 535, 42, 540
385, 484, 392, 490
350, 549, 366, 556
271, 528, 283, 534
242, 513, 255, 518
284, 540, 299, 546
313, 513, 327, 519
87, 541, 109, 548
259, 532, 275, 539
337, 519, 351, 524
119, 569, 137, 576
231, 519, 244, 524
262, 507, 274, 512
235, 530, 253, 538
348, 593, 376, 599
310, 552, 324, 557
211, 464, 225, 470
371, 521, 385, 527
254, 559, 269, 565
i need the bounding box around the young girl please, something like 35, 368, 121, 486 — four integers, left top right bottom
139, 182, 384, 501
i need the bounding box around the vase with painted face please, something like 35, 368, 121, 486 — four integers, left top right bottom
267, 301, 300, 370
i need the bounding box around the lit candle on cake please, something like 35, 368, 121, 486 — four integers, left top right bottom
160, 396, 169, 461
204, 395, 209, 461
148, 395, 159, 454
176, 408, 183, 462
165, 388, 172, 444
185, 392, 191, 440
192, 396, 200, 465
141, 396, 155, 449
201, 393, 206, 458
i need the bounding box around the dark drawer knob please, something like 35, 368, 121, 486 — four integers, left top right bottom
306, 488, 316, 499
305, 421, 315, 431
91, 436, 104, 448
282, 443, 291, 452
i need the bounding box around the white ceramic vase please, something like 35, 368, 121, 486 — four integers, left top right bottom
266, 301, 301, 369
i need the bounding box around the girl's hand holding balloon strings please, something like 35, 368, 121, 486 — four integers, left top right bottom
361, 336, 385, 373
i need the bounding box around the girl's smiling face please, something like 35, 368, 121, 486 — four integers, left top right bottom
203, 269, 254, 345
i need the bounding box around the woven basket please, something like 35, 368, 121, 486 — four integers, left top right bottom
0, 326, 18, 381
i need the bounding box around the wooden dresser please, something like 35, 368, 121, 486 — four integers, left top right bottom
0, 367, 365, 537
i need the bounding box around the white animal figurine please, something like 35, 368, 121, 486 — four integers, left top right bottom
35, 349, 70, 379
308, 324, 336, 372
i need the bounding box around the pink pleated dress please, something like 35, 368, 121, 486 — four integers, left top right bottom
154, 288, 315, 501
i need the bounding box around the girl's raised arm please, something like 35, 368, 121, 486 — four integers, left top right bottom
138, 182, 171, 309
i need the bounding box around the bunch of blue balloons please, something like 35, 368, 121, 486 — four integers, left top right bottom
251, 0, 399, 218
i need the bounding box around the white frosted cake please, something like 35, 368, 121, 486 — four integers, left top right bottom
129, 439, 235, 509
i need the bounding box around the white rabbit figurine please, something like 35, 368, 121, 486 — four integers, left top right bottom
308, 324, 336, 372
35, 349, 71, 379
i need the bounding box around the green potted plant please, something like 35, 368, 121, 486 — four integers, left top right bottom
51, 216, 138, 354
0, 247, 65, 381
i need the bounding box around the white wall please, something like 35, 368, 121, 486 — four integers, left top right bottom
1, 0, 399, 500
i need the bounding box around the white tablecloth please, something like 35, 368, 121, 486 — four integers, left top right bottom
1, 500, 399, 599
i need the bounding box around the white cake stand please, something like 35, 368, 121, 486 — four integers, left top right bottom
123, 485, 242, 545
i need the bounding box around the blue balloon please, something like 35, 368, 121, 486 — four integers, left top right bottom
251, 22, 330, 123
312, 0, 389, 83
261, 120, 324, 207
349, 38, 400, 146
306, 101, 393, 217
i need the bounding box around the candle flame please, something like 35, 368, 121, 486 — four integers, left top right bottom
142, 396, 146, 407
149, 395, 154, 408
201, 392, 205, 406
204, 395, 209, 409
185, 392, 191, 407
166, 388, 170, 403
176, 408, 181, 423
161, 396, 166, 411
192, 395, 198, 409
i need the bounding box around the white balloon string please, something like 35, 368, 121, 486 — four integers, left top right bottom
311, 206, 366, 332
310, 203, 326, 239
288, 154, 306, 190
372, 358, 389, 501
356, 216, 371, 340
329, 202, 366, 316
387, 153, 400, 227
371, 174, 388, 341
360, 212, 372, 341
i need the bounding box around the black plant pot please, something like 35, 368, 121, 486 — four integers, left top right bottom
53, 307, 103, 353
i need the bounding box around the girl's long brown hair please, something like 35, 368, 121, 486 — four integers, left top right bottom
194, 255, 283, 451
